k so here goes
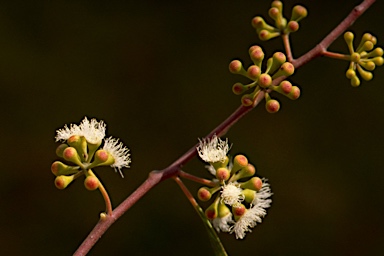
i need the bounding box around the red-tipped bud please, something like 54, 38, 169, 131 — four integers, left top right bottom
280, 80, 292, 94
272, 62, 295, 78
229, 60, 244, 74
247, 65, 261, 79
241, 94, 254, 106
84, 176, 99, 190
51, 161, 79, 176
240, 177, 263, 191
266, 99, 280, 113
54, 175, 74, 189
198, 187, 212, 201
216, 167, 231, 181
258, 29, 280, 41
205, 201, 219, 220
232, 83, 246, 95
291, 5, 307, 22
232, 154, 248, 174
249, 47, 265, 66
286, 20, 299, 33
62, 147, 83, 166
259, 73, 272, 88
287, 86, 300, 100
268, 7, 280, 20
232, 204, 246, 220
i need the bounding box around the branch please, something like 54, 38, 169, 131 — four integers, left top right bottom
74, 1, 375, 254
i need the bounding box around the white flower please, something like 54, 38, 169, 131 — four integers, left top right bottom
197, 135, 230, 163
221, 182, 244, 206
55, 116, 106, 144
231, 179, 272, 239
103, 136, 131, 177
79, 117, 106, 144
212, 213, 234, 233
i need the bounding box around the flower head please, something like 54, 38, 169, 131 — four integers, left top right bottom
103, 136, 131, 177
197, 135, 230, 163
231, 179, 272, 239
221, 182, 244, 206
55, 116, 106, 144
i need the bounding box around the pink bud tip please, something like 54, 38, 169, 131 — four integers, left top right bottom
229, 60, 242, 73
266, 99, 280, 113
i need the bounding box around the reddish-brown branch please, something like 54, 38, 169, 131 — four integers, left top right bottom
74, 1, 375, 255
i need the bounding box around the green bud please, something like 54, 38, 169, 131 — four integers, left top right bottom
351, 75, 360, 87
357, 41, 374, 54
240, 177, 263, 191
211, 156, 229, 170
258, 29, 280, 41
371, 57, 384, 66
217, 202, 231, 218
344, 32, 355, 53
84, 175, 99, 191
251, 16, 276, 33
266, 99, 280, 113
357, 33, 376, 51
229, 60, 246, 75
231, 163, 256, 182
291, 5, 307, 22
266, 52, 286, 74
205, 199, 219, 220
357, 65, 373, 81
51, 161, 79, 176
56, 144, 68, 158
346, 68, 356, 79
287, 86, 300, 100
242, 189, 256, 204
359, 61, 375, 71
67, 135, 88, 162
54, 175, 74, 189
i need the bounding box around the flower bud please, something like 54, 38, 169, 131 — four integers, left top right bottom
258, 73, 272, 88
249, 46, 265, 66
266, 52, 286, 74
266, 99, 280, 113
205, 200, 219, 220
351, 75, 360, 87
51, 161, 79, 176
229, 60, 246, 75
350, 52, 360, 63
217, 202, 231, 218
286, 21, 299, 33
279, 80, 292, 94
272, 62, 295, 78
291, 5, 307, 22
62, 147, 84, 167
287, 86, 300, 100
84, 175, 99, 190
198, 187, 212, 201
56, 144, 68, 158
241, 94, 254, 106
87, 149, 115, 169
231, 154, 248, 174
240, 177, 263, 191
258, 29, 280, 41
67, 135, 88, 161
372, 57, 383, 66
247, 65, 261, 80
232, 83, 245, 95
251, 16, 275, 33
242, 189, 256, 204
232, 204, 246, 220
216, 167, 231, 181
357, 65, 373, 81
346, 69, 356, 79
357, 41, 374, 53
54, 175, 74, 189
359, 61, 375, 71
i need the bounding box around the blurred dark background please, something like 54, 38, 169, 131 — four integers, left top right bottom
1, 0, 383, 255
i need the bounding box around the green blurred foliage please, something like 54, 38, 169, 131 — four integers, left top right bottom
0, 0, 383, 255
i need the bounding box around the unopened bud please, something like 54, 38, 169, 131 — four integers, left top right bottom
54, 175, 74, 189
242, 189, 256, 204
287, 86, 300, 100
258, 73, 272, 88
241, 94, 254, 106
51, 161, 79, 176
286, 21, 299, 33
266, 52, 286, 74
232, 155, 248, 174
240, 177, 263, 191
229, 60, 245, 75
291, 5, 307, 22
198, 187, 212, 201
205, 201, 219, 220
216, 167, 231, 181
84, 175, 99, 190
272, 62, 295, 78
258, 29, 280, 41
351, 75, 360, 87
266, 99, 280, 113
56, 144, 68, 158
232, 204, 246, 220
87, 149, 115, 169
357, 65, 373, 81
67, 135, 88, 161
62, 147, 83, 167
247, 65, 261, 79
232, 83, 246, 95
359, 61, 375, 71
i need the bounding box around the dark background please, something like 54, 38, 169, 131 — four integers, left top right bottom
1, 0, 383, 255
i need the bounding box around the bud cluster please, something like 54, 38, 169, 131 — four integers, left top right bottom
252, 1, 307, 41
344, 32, 383, 87
51, 117, 131, 190
196, 135, 272, 239
229, 47, 300, 113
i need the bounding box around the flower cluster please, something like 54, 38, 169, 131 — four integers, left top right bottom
229, 47, 300, 113
344, 32, 383, 87
196, 135, 272, 239
251, 1, 307, 41
51, 117, 131, 190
